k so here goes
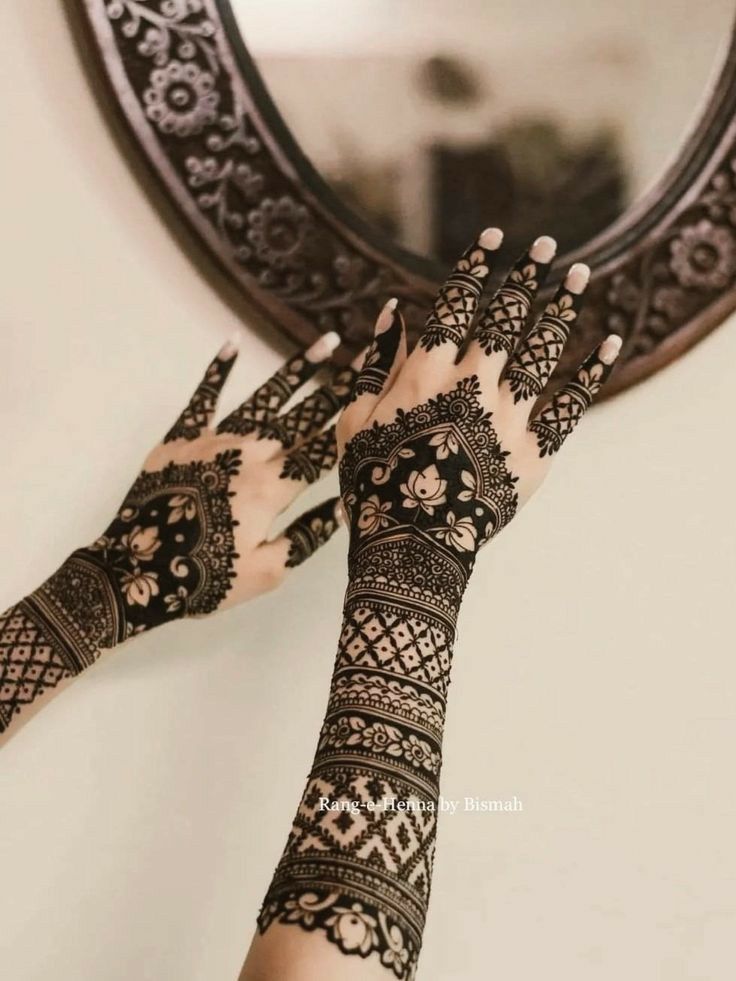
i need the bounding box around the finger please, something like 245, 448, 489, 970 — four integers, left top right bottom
417, 227, 503, 356
262, 497, 345, 570
339, 298, 406, 440
503, 262, 590, 405
529, 334, 622, 457
163, 339, 238, 443
259, 366, 357, 449
467, 235, 556, 377
279, 424, 337, 485
216, 331, 340, 436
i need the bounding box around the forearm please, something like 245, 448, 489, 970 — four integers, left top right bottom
247, 572, 455, 979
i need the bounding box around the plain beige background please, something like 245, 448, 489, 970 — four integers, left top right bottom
1, 4, 735, 980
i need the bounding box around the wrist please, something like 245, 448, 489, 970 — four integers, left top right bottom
24, 551, 124, 675
344, 527, 465, 636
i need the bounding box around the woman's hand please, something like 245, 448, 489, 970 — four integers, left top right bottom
337, 229, 621, 623
0, 333, 351, 736
245, 231, 622, 981
99, 333, 353, 630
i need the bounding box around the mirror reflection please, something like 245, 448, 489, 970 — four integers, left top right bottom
233, 0, 732, 266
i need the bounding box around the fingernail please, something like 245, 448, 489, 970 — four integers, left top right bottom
599, 334, 622, 365
530, 235, 557, 263
306, 330, 341, 363
375, 297, 398, 336
334, 500, 347, 526
221, 333, 240, 358
565, 262, 590, 294
479, 227, 504, 250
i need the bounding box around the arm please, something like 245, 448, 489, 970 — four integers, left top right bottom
0, 333, 353, 744
241, 228, 622, 979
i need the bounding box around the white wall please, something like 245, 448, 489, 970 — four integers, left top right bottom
1, 4, 734, 980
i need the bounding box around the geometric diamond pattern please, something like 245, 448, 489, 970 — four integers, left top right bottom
530, 354, 607, 457
260, 367, 356, 449
217, 352, 317, 436
0, 604, 71, 730
164, 348, 237, 442
475, 252, 546, 357
505, 285, 582, 403
420, 243, 491, 351
339, 606, 452, 698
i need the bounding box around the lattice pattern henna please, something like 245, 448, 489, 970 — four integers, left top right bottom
164, 349, 236, 443
217, 352, 317, 436
475, 251, 550, 356
530, 356, 609, 457
353, 309, 403, 398
339, 606, 453, 698
419, 243, 492, 351
284, 498, 340, 568
261, 367, 356, 448
504, 286, 583, 403
280, 426, 337, 482
0, 604, 72, 731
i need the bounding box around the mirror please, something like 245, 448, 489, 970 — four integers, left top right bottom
233, 0, 732, 266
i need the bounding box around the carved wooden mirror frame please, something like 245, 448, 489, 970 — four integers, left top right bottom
73, 0, 736, 397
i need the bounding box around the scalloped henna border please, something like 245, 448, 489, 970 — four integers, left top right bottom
74, 0, 736, 398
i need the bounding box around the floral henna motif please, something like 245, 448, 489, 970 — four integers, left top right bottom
0, 451, 241, 731
260, 377, 518, 977
475, 250, 551, 356
82, 449, 241, 628
164, 348, 236, 443
352, 309, 403, 399
419, 243, 493, 351
340, 376, 518, 624
284, 498, 340, 568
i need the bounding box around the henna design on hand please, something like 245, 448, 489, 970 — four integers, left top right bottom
1, 336, 348, 733
216, 351, 320, 437
530, 338, 621, 456
261, 367, 356, 448
418, 233, 499, 351
164, 348, 237, 443
283, 498, 341, 568
352, 306, 403, 399
258, 233, 621, 977
504, 273, 585, 403
474, 247, 552, 357
280, 425, 338, 483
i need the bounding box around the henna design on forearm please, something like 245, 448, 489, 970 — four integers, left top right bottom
474, 249, 551, 357
261, 368, 356, 448
283, 498, 341, 568
419, 242, 494, 351
216, 351, 319, 437
352, 308, 403, 399
504, 282, 583, 403
164, 348, 237, 443
260, 378, 518, 977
